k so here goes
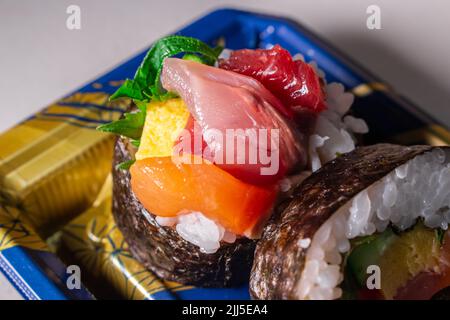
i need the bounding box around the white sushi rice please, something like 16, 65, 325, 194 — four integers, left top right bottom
156, 212, 236, 254
299, 52, 368, 172
308, 82, 368, 172
159, 52, 368, 254
220, 49, 368, 172
296, 148, 450, 300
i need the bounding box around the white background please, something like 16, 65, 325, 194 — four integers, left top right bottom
0, 0, 450, 132
0, 0, 449, 299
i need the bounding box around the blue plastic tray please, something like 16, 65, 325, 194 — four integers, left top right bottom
0, 247, 93, 300
0, 204, 93, 300
5, 8, 449, 300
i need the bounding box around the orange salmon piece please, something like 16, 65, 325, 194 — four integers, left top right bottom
130, 156, 277, 237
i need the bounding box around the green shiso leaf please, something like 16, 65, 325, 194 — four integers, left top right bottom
97, 109, 146, 140
183, 53, 207, 64
98, 36, 222, 148
116, 160, 135, 171
435, 228, 445, 245
109, 79, 145, 101
130, 139, 140, 147
111, 35, 223, 102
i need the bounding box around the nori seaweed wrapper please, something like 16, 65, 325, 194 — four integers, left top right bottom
250, 143, 444, 299
112, 137, 256, 287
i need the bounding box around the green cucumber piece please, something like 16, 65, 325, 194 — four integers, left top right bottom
346, 228, 397, 286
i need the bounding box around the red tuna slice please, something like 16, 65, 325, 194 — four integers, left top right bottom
219, 45, 326, 114
161, 58, 307, 185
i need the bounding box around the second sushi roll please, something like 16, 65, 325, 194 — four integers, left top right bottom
251, 143, 450, 300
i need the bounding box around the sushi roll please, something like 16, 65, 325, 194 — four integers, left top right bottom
99, 36, 367, 287
112, 136, 256, 287
251, 143, 450, 299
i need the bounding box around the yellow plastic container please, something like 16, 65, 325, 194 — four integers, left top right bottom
0, 92, 129, 237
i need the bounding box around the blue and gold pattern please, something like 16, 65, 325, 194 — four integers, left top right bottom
0, 89, 130, 237
0, 204, 93, 300
0, 204, 47, 252
32, 91, 127, 129
60, 176, 190, 300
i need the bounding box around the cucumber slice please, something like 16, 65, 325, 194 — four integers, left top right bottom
346, 228, 397, 286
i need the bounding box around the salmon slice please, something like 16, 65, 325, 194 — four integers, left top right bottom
130, 156, 278, 237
